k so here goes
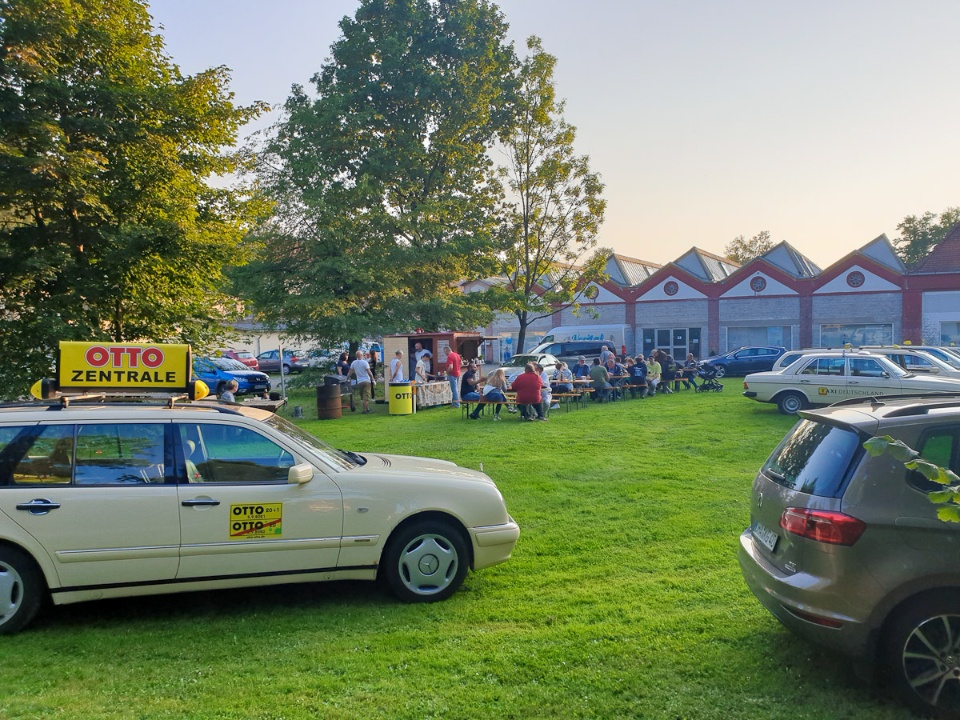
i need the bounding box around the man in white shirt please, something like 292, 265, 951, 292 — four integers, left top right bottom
389, 350, 405, 384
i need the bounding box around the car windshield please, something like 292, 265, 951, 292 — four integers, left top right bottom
211, 357, 249, 371
264, 414, 357, 470
762, 419, 862, 498
234, 352, 254, 359
503, 355, 538, 368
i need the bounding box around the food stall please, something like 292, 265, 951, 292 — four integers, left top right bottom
382, 331, 482, 409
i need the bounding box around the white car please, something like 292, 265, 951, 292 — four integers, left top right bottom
771, 347, 960, 377
0, 401, 519, 633
495, 353, 559, 385
743, 350, 960, 414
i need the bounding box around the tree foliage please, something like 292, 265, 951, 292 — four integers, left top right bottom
493, 37, 608, 354
0, 0, 265, 398
893, 207, 960, 266
237, 0, 517, 347
864, 435, 960, 523
724, 230, 774, 265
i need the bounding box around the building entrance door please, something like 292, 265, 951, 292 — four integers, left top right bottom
643, 328, 701, 360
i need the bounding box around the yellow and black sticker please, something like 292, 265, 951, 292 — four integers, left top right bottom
229, 503, 283, 540
818, 387, 829, 396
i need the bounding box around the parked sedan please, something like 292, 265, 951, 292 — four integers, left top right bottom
257, 350, 307, 375
221, 349, 259, 370
0, 399, 519, 633
192, 357, 271, 397
742, 350, 960, 414
496, 353, 559, 385
701, 346, 786, 377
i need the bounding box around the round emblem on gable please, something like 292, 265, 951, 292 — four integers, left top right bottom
846, 271, 865, 288
663, 281, 679, 296
749, 276, 767, 293
584, 285, 599, 300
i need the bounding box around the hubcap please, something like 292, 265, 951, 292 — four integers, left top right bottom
0, 562, 24, 624
398, 534, 458, 596
902, 614, 960, 711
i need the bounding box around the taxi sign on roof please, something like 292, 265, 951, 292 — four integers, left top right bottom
58, 342, 192, 392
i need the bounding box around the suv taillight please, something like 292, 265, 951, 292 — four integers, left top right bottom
780, 508, 866, 546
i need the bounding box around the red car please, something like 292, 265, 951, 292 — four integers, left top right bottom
221, 349, 259, 370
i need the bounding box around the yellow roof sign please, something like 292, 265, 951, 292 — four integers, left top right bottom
58, 342, 192, 392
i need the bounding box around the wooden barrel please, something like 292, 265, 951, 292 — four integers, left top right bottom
316, 384, 342, 420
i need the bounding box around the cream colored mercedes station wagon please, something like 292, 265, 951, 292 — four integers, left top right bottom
0, 401, 519, 633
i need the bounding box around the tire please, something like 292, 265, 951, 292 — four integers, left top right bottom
777, 391, 806, 415
381, 520, 469, 603
713, 365, 727, 378
0, 547, 44, 635
883, 592, 960, 718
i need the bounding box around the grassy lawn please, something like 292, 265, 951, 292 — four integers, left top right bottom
0, 389, 911, 719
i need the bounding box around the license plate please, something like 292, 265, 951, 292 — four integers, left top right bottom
754, 522, 779, 552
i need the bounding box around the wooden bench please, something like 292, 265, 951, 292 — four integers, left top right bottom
461, 393, 516, 418
551, 392, 584, 411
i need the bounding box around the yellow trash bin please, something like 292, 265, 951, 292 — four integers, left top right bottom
388, 382, 414, 415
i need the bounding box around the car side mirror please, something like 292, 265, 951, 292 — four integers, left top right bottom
881, 372, 889, 379
288, 463, 314, 484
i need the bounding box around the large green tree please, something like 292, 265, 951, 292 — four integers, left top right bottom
893, 207, 960, 266
237, 0, 516, 347
493, 37, 607, 354
0, 0, 264, 397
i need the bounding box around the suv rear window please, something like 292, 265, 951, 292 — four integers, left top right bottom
762, 419, 862, 497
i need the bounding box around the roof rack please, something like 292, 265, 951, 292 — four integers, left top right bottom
0, 394, 244, 414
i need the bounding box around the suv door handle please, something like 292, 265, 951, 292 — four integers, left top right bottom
16, 498, 61, 515
181, 498, 221, 507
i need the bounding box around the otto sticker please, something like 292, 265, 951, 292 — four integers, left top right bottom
229, 503, 282, 540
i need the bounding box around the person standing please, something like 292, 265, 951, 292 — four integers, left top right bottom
335, 352, 350, 377
445, 347, 462, 408
389, 350, 405, 384
348, 350, 373, 413
599, 345, 613, 365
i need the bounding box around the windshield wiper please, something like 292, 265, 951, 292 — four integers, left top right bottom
339, 449, 366, 466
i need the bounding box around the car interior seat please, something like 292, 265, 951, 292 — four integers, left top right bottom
184, 439, 204, 483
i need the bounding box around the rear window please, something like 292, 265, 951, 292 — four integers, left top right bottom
762, 419, 862, 497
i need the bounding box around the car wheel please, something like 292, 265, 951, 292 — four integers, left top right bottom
883, 592, 960, 718
776, 391, 806, 415
381, 520, 468, 603
713, 365, 726, 378
0, 547, 43, 635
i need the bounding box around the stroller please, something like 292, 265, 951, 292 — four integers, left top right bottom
695, 362, 723, 392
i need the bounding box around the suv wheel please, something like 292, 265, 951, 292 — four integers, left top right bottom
884, 592, 960, 718
0, 547, 44, 635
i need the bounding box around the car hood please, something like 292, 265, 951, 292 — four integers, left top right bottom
361, 452, 495, 484
231, 370, 269, 381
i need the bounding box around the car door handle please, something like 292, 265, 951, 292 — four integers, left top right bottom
16, 498, 61, 515
181, 498, 221, 507
849, 381, 859, 385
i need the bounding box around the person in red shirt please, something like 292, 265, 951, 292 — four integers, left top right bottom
445, 348, 462, 408
510, 363, 546, 421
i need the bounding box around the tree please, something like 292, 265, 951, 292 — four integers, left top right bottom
724, 230, 774, 265
494, 37, 608, 354
893, 207, 960, 266
237, 0, 517, 347
0, 0, 265, 398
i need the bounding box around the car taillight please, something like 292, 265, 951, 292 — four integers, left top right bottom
779, 508, 866, 546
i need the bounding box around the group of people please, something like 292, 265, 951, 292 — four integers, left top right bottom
573, 348, 701, 401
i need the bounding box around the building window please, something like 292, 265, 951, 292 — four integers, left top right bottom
846, 271, 865, 288
819, 323, 892, 347
942, 321, 960, 346
663, 281, 679, 296
727, 326, 791, 350
749, 276, 767, 293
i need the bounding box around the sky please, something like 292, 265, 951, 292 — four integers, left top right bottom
149, 0, 960, 268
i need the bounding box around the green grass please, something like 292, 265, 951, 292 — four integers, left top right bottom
0, 390, 910, 719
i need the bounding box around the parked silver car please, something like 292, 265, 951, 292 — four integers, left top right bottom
739, 394, 960, 717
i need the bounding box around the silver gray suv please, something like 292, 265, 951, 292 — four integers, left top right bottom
739, 393, 960, 718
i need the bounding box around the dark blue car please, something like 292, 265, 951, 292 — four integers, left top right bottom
192, 357, 271, 397
701, 346, 786, 377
